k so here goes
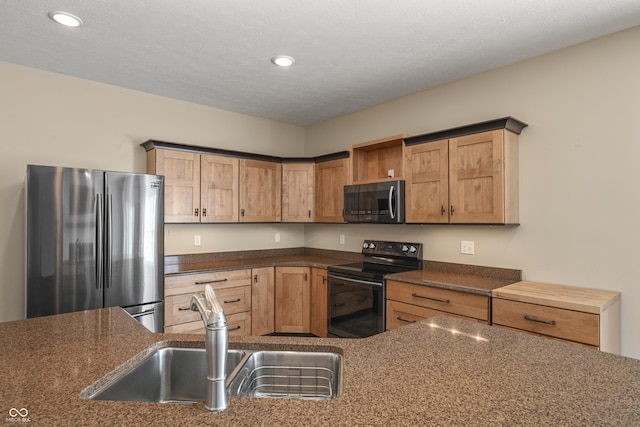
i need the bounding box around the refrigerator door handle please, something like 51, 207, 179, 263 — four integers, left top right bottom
96, 194, 104, 289
105, 194, 113, 289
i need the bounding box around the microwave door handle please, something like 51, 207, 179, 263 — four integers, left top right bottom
389, 185, 395, 219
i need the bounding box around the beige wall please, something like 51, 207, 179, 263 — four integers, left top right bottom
305, 26, 640, 358
3, 25, 640, 359
0, 61, 305, 323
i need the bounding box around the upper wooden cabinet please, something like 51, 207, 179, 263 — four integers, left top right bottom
404, 117, 527, 224
404, 139, 449, 223
147, 149, 201, 223
351, 135, 406, 184
282, 162, 314, 222
201, 154, 239, 222
147, 148, 241, 223
314, 157, 349, 223
143, 140, 349, 224
239, 159, 282, 222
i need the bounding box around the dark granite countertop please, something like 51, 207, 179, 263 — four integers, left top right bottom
164, 248, 521, 296
1, 308, 639, 425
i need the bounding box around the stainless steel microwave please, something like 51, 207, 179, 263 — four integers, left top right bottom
343, 180, 405, 223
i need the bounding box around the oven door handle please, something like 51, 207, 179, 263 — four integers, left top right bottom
328, 274, 383, 287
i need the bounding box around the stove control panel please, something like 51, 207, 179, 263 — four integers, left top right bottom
362, 240, 422, 259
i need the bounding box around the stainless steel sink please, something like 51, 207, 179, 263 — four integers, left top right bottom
83, 347, 246, 403
83, 347, 342, 403
228, 351, 342, 400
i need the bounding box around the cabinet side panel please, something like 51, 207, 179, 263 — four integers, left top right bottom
504, 130, 519, 224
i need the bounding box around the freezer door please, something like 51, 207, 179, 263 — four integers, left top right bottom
104, 172, 164, 308
122, 302, 164, 333
26, 166, 104, 317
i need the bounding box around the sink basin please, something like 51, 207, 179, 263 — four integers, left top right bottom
228, 351, 342, 400
83, 347, 246, 403
83, 346, 342, 403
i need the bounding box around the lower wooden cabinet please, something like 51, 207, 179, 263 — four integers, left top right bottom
275, 267, 310, 333
310, 268, 328, 337
492, 281, 621, 353
386, 280, 490, 330
251, 267, 275, 336
164, 269, 252, 336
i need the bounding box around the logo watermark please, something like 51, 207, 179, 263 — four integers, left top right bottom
6, 408, 30, 423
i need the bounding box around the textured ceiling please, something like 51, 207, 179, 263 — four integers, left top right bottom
2, 1, 640, 126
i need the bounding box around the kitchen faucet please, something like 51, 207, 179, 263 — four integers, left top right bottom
190, 285, 229, 412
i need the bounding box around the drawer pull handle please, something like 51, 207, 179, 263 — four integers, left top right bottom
411, 293, 450, 304
229, 325, 241, 331
356, 296, 368, 303
397, 316, 416, 324
178, 307, 191, 311
524, 315, 556, 325
334, 303, 346, 307
224, 298, 241, 304
194, 278, 228, 285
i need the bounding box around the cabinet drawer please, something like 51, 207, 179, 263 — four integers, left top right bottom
386, 300, 488, 330
227, 312, 251, 336
165, 320, 205, 335
165, 269, 252, 297
386, 280, 489, 321
216, 286, 252, 315
492, 298, 599, 346
164, 313, 251, 336
493, 325, 598, 350
165, 293, 202, 326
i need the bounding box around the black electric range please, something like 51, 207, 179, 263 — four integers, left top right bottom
327, 240, 423, 338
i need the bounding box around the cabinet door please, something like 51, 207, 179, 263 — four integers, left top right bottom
449, 130, 505, 223
251, 267, 275, 336
404, 139, 449, 223
275, 267, 310, 333
200, 154, 239, 223
314, 158, 349, 222
152, 149, 201, 223
310, 268, 328, 337
239, 159, 282, 222
282, 163, 314, 222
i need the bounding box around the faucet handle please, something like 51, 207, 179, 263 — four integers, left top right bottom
191, 285, 227, 327
205, 285, 227, 327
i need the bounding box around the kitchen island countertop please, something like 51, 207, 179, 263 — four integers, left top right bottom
1, 308, 639, 426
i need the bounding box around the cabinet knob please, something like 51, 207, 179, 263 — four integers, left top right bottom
202, 208, 207, 217
441, 205, 446, 216
450, 205, 455, 216
241, 208, 245, 217
194, 208, 199, 217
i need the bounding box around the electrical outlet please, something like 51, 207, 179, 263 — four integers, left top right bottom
194, 235, 201, 246
340, 234, 345, 245
461, 240, 474, 255
275, 232, 280, 242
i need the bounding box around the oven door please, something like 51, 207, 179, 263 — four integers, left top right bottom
327, 273, 385, 338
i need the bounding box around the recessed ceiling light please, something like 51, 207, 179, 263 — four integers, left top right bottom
271, 55, 295, 67
48, 11, 83, 27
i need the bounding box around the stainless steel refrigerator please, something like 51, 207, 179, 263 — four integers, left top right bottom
26, 165, 165, 332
